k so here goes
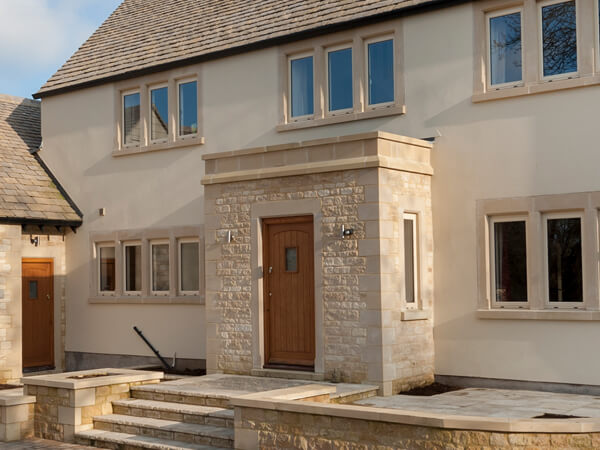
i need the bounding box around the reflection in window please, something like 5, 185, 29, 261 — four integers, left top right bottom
541, 1, 577, 77
99, 246, 116, 292
285, 247, 298, 272
547, 218, 582, 302
328, 48, 353, 111
125, 245, 142, 292
152, 243, 170, 292
123, 93, 140, 145
290, 56, 314, 117
489, 12, 522, 85
150, 87, 168, 141
494, 221, 527, 302
368, 39, 394, 105
180, 241, 199, 292
29, 280, 38, 299
179, 81, 197, 136
404, 216, 417, 304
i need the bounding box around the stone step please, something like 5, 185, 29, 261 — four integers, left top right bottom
112, 398, 234, 428
93, 414, 234, 448
131, 385, 230, 408
76, 429, 225, 449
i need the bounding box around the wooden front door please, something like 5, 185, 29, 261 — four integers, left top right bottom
22, 259, 54, 369
263, 216, 315, 370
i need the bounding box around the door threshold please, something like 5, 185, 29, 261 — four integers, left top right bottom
23, 366, 57, 375
252, 367, 325, 381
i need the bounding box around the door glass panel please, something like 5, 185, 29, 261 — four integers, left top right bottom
29, 280, 38, 299
285, 247, 298, 272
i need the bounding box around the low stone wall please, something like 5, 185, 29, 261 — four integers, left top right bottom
22, 369, 162, 442
0, 388, 35, 442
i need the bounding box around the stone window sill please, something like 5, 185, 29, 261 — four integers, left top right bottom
477, 309, 600, 321
89, 296, 204, 305
401, 310, 430, 321
472, 75, 600, 103
113, 136, 205, 157
276, 105, 405, 132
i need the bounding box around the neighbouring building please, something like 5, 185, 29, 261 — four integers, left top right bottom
2, 0, 598, 395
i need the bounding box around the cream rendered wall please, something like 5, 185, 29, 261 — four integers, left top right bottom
41, 2, 600, 383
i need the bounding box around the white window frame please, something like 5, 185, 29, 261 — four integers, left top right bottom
486, 7, 525, 90
178, 238, 201, 296
176, 78, 198, 139
123, 241, 142, 296
121, 89, 141, 149
489, 215, 529, 309
325, 43, 354, 117
542, 211, 585, 308
364, 35, 395, 110
538, 0, 579, 82
150, 239, 170, 296
403, 212, 419, 310
149, 84, 169, 144
97, 243, 116, 295
288, 52, 316, 121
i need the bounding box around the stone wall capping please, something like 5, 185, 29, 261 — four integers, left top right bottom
21, 368, 163, 390
0, 389, 35, 407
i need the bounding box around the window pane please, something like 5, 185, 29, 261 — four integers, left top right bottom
494, 221, 527, 302
404, 218, 416, 303
285, 247, 298, 272
180, 242, 199, 292
489, 12, 522, 85
29, 280, 38, 299
123, 93, 140, 145
368, 39, 394, 105
99, 246, 116, 292
328, 48, 353, 111
547, 218, 582, 302
151, 87, 168, 141
541, 1, 577, 77
125, 245, 142, 292
152, 244, 170, 292
290, 56, 314, 117
179, 81, 198, 136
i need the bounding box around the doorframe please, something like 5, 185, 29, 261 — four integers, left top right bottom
21, 258, 55, 370
250, 199, 324, 375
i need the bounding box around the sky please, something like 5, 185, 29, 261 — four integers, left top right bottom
0, 0, 123, 99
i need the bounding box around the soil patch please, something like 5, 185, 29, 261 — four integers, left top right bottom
401, 382, 464, 396
67, 372, 121, 379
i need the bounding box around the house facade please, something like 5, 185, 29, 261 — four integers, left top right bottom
18, 0, 600, 394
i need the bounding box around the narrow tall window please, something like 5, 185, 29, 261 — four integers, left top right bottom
124, 244, 142, 293
99, 246, 116, 292
179, 240, 199, 293
493, 220, 527, 302
178, 81, 197, 136
150, 86, 168, 141
404, 213, 418, 306
290, 55, 314, 117
541, 0, 577, 77
328, 47, 353, 111
368, 39, 394, 105
151, 242, 170, 293
488, 10, 522, 86
546, 217, 583, 302
123, 92, 140, 146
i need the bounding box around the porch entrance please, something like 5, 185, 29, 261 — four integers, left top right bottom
22, 259, 54, 369
263, 216, 315, 370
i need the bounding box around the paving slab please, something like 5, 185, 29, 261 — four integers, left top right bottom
355, 387, 600, 419
0, 439, 95, 449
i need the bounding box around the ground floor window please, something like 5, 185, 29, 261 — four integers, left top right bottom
403, 213, 419, 307
98, 245, 115, 293
491, 217, 528, 304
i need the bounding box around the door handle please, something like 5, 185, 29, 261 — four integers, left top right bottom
46, 294, 50, 300
268, 266, 273, 274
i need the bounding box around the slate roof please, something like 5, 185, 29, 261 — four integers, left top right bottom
0, 95, 82, 225
35, 0, 450, 98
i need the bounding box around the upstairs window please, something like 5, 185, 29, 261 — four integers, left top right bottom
290, 55, 314, 118
488, 9, 522, 86
367, 38, 394, 105
122, 92, 140, 146
327, 47, 353, 112
178, 81, 198, 136
540, 0, 577, 78
150, 86, 169, 142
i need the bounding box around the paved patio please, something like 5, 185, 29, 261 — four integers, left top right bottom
0, 439, 94, 449
355, 387, 600, 419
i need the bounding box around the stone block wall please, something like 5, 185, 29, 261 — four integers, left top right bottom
0, 225, 22, 383
0, 401, 34, 442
